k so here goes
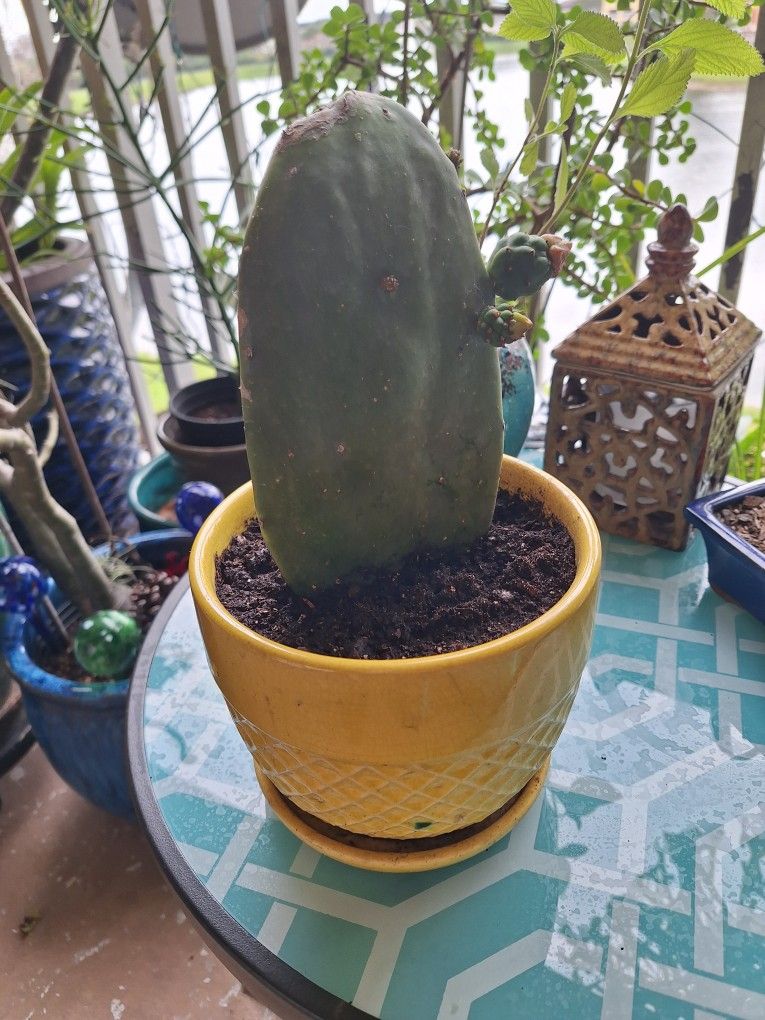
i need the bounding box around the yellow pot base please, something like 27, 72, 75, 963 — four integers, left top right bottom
256, 755, 550, 873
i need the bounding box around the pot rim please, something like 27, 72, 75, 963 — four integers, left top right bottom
128, 451, 184, 528
169, 375, 243, 429
685, 478, 765, 570
190, 455, 602, 671
1, 236, 92, 296
156, 411, 247, 456
5, 530, 193, 704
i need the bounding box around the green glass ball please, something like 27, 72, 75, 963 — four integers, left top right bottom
74, 610, 142, 679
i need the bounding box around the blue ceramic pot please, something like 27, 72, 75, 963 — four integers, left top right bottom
499, 339, 536, 456
0, 240, 141, 540
128, 453, 185, 532
685, 480, 765, 624
2, 531, 192, 818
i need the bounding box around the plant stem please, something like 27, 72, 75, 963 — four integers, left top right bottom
540, 0, 654, 233
479, 34, 560, 246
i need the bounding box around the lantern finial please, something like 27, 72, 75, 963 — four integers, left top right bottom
646, 204, 697, 279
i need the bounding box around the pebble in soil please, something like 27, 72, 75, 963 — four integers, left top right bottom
215, 490, 576, 659
717, 495, 765, 556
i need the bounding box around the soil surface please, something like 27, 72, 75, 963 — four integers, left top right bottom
716, 494, 765, 556
216, 491, 576, 659
191, 400, 242, 421
33, 565, 181, 683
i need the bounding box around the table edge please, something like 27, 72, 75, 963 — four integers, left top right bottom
126, 576, 375, 1020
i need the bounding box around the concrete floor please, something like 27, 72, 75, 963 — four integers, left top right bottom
0, 743, 279, 1020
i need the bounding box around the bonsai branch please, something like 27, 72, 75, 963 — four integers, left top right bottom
0, 277, 50, 428
37, 411, 59, 468
0, 427, 121, 616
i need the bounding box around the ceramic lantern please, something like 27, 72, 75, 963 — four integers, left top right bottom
544, 205, 761, 550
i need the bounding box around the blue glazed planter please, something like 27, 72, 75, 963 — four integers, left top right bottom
500, 339, 536, 456
685, 480, 765, 624
0, 239, 141, 540
3, 531, 192, 818
128, 453, 184, 531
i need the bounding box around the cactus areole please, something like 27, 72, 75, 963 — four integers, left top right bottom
239, 92, 565, 595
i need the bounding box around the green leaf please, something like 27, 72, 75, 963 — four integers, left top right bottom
652, 20, 765, 78
618, 49, 695, 118
480, 147, 499, 179
591, 172, 610, 192
699, 0, 746, 18
560, 82, 577, 121
524, 97, 534, 124
499, 0, 558, 42
567, 53, 612, 86
554, 140, 569, 211
697, 196, 719, 222
562, 12, 626, 63
520, 138, 539, 176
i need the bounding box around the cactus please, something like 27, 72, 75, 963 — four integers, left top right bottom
239, 92, 566, 595
488, 233, 568, 301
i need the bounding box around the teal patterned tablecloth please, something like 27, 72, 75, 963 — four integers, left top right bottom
139, 527, 765, 1019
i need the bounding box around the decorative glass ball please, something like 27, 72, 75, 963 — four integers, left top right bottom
0, 556, 49, 613
74, 610, 142, 679
175, 481, 224, 534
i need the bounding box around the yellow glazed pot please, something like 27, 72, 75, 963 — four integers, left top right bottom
190, 456, 601, 856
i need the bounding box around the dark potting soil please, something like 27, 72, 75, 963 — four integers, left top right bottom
216, 491, 576, 659
716, 495, 765, 556
192, 400, 242, 421
33, 566, 181, 684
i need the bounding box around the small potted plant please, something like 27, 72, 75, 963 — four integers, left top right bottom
0, 269, 197, 818
188, 93, 601, 872
685, 401, 765, 622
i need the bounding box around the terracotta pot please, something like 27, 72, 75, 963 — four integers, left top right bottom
189, 457, 601, 869
156, 412, 250, 496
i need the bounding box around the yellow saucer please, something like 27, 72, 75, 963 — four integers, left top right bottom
256, 755, 550, 873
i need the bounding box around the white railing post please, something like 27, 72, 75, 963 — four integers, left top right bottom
268, 0, 301, 86
719, 11, 765, 303
134, 0, 230, 367
14, 3, 160, 451
200, 0, 256, 222
74, 6, 195, 393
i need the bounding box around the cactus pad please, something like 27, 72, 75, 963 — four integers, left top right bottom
239, 93, 563, 594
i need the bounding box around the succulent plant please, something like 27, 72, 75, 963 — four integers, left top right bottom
239, 92, 567, 595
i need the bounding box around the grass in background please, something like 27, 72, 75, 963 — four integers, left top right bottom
136, 355, 217, 414
729, 398, 765, 482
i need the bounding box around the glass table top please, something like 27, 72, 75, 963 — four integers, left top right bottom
135, 527, 765, 1019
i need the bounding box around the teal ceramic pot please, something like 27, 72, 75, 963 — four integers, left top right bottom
500, 339, 536, 456
128, 453, 184, 531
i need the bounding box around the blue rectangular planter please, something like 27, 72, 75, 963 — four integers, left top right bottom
685, 480, 765, 624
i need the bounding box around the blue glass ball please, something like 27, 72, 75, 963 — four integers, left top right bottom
175, 481, 224, 534
74, 610, 142, 679
0, 556, 49, 613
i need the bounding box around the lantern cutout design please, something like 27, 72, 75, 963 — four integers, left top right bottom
544, 205, 761, 550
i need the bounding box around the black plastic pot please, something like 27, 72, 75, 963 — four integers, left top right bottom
169, 375, 244, 448
156, 413, 250, 495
